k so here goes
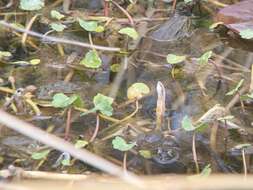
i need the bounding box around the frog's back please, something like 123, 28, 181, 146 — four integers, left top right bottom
37, 81, 81, 100
150, 14, 191, 41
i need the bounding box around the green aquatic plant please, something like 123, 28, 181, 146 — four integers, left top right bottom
50, 10, 65, 20
52, 93, 83, 108
118, 27, 139, 40
226, 79, 244, 96
127, 82, 150, 100
78, 19, 104, 33
80, 50, 102, 69
166, 54, 186, 64
20, 0, 45, 11
112, 136, 135, 152
50, 23, 66, 32
31, 149, 51, 160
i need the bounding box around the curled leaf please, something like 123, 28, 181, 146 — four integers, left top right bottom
80, 50, 102, 69
112, 136, 135, 151
127, 83, 150, 100
118, 27, 139, 40
166, 54, 186, 64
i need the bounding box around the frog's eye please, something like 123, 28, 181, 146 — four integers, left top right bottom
16, 88, 24, 96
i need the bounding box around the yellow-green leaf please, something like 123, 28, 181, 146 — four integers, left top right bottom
166, 54, 186, 64
118, 27, 139, 40
127, 82, 150, 100
80, 50, 102, 68
50, 10, 65, 20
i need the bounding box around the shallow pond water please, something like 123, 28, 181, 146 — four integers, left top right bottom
0, 1, 253, 176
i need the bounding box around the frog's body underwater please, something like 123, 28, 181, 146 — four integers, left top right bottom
137, 12, 193, 65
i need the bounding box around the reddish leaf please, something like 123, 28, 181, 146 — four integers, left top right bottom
216, 0, 253, 24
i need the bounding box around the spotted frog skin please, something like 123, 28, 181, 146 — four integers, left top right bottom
36, 81, 81, 100
138, 13, 193, 64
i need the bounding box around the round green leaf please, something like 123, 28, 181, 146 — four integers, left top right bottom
166, 54, 186, 64
110, 64, 120, 72
118, 27, 139, 40
93, 93, 113, 116
78, 19, 98, 32
50, 23, 66, 32
50, 10, 65, 20
95, 25, 105, 33
112, 136, 135, 152
29, 59, 40, 65
80, 50, 102, 69
139, 150, 152, 159
127, 82, 150, 100
31, 149, 50, 160
182, 115, 195, 131
20, 0, 44, 11
51, 93, 78, 108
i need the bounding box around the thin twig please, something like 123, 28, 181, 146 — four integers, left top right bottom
0, 110, 144, 187
64, 107, 72, 140
242, 148, 247, 178
89, 114, 100, 143
110, 0, 134, 26
123, 152, 128, 172
192, 133, 199, 174
0, 21, 121, 52
22, 14, 40, 49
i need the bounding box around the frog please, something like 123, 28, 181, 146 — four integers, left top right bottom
36, 81, 82, 100
137, 12, 193, 65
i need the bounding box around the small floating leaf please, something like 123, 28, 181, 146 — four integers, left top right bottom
75, 140, 88, 149
166, 54, 186, 64
50, 10, 65, 20
51, 93, 82, 108
112, 136, 135, 152
226, 79, 244, 96
31, 149, 50, 160
20, 0, 45, 11
95, 25, 105, 33
118, 27, 139, 40
29, 59, 40, 65
50, 23, 66, 32
80, 50, 102, 69
110, 64, 120, 72
78, 19, 98, 32
139, 150, 152, 159
127, 82, 150, 100
0, 51, 12, 59
197, 51, 212, 65
239, 29, 253, 39
93, 93, 113, 116
182, 115, 195, 131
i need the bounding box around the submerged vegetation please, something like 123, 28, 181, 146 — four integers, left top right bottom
0, 0, 253, 186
